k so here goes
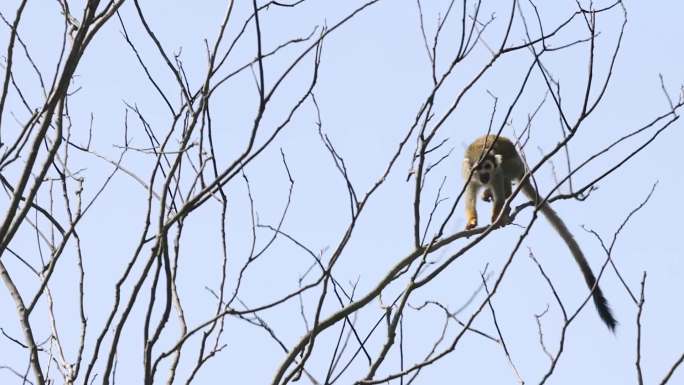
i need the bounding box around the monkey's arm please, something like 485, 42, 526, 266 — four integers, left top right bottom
489, 172, 512, 226
463, 158, 481, 230
464, 183, 479, 230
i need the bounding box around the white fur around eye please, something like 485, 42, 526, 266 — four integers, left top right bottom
494, 154, 503, 165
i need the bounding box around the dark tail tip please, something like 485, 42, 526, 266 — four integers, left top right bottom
593, 289, 618, 332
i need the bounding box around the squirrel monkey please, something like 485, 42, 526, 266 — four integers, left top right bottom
462, 135, 617, 330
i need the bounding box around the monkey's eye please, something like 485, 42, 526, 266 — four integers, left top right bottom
481, 161, 494, 171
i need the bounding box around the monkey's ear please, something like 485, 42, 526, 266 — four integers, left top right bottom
494, 154, 503, 166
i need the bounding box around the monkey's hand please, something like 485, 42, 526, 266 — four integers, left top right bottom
481, 189, 493, 202
465, 216, 478, 230
490, 206, 511, 228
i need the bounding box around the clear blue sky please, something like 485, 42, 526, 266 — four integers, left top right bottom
0, 1, 682, 384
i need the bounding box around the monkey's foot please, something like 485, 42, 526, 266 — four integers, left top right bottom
490, 214, 512, 228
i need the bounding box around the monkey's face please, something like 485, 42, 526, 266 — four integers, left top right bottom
474, 154, 502, 185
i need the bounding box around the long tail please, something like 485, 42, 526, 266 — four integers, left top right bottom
523, 184, 617, 331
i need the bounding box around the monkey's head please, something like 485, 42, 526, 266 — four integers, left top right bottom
473, 153, 503, 185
